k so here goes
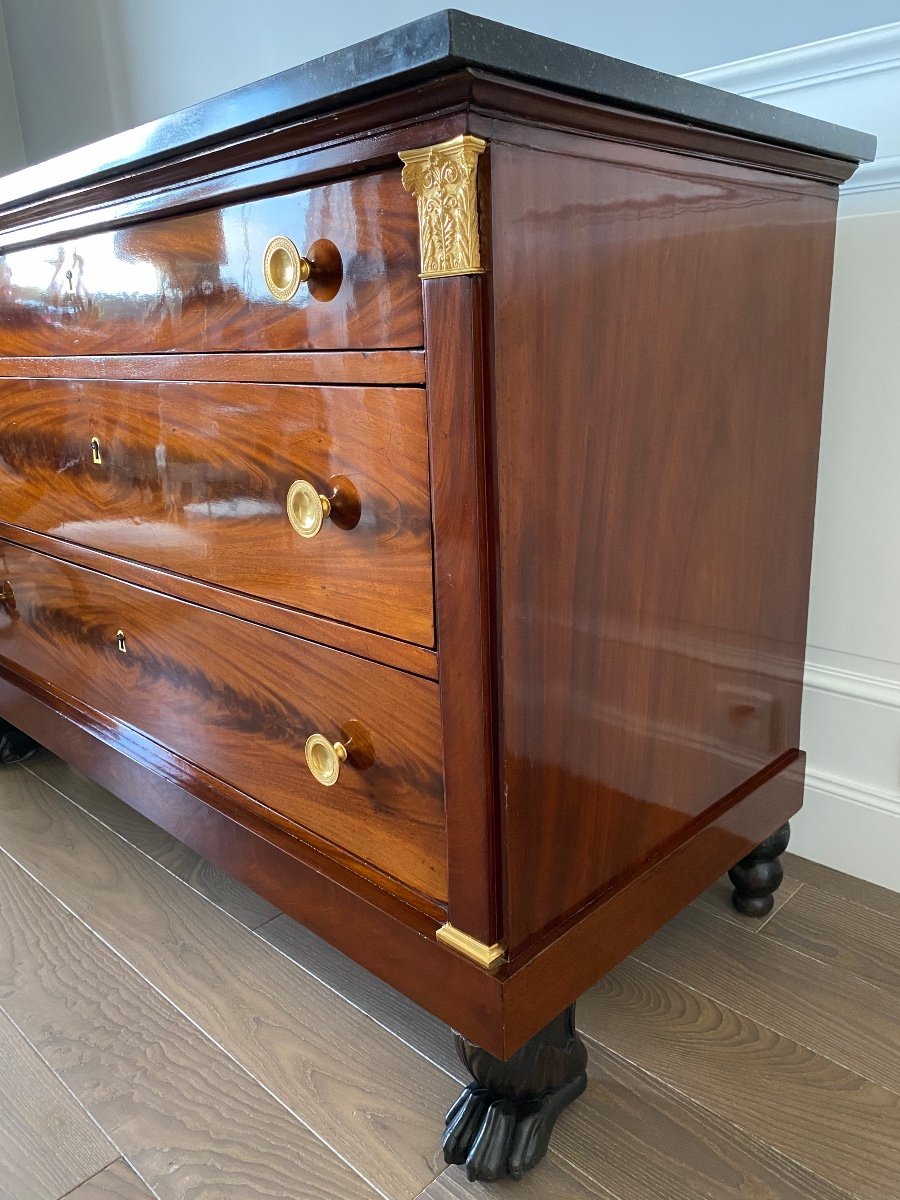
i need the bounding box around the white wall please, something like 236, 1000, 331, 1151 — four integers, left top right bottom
0, 4, 23, 173
2, 0, 900, 164
690, 25, 900, 891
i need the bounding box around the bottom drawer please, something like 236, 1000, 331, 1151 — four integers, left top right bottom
0, 540, 447, 903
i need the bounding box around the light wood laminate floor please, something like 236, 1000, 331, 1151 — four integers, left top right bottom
0, 751, 897, 1199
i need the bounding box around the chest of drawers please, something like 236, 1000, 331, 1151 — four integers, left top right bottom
0, 12, 874, 1183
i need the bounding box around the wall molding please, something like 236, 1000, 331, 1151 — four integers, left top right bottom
685, 22, 900, 98
799, 659, 900, 890
804, 766, 900, 819
795, 771, 900, 892
804, 658, 900, 710
685, 22, 900, 216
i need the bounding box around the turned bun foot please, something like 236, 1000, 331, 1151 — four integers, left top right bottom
728, 822, 790, 917
0, 718, 39, 766
443, 1004, 587, 1182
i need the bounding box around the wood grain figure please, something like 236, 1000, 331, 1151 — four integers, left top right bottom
0, 11, 873, 1181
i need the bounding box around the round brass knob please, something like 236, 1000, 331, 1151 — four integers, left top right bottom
0, 580, 15, 613
305, 733, 347, 787
263, 236, 312, 302
286, 479, 332, 538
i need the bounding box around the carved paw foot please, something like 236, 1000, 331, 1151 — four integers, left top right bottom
0, 720, 38, 766
442, 1073, 587, 1181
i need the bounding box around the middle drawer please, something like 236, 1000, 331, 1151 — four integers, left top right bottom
0, 376, 434, 646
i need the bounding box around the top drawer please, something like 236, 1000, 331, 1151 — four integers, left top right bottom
0, 170, 422, 355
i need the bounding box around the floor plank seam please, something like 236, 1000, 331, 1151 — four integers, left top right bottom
106, 1159, 164, 1200
0, 842, 396, 1200
784, 856, 900, 922
25, 759, 463, 1092
56, 1161, 120, 1200
626, 947, 900, 1099
0, 998, 123, 1176
21, 761, 273, 933
756, 881, 806, 931
758, 923, 900, 1008
577, 1027, 862, 1200
249, 920, 464, 1086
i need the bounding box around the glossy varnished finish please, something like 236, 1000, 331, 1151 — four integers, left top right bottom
487, 134, 837, 953
0, 665, 804, 1058
0, 523, 438, 680
0, 21, 868, 1076
0, 540, 446, 902
0, 378, 434, 646
0, 351, 426, 385
0, 170, 422, 354
423, 276, 499, 945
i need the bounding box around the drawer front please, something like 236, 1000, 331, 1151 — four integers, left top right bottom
0, 377, 434, 646
0, 171, 421, 354
0, 541, 447, 902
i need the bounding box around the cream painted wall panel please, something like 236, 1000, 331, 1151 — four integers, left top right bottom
808, 211, 900, 666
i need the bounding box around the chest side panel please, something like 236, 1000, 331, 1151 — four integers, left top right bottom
489, 137, 837, 952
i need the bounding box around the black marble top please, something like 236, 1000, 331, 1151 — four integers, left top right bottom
0, 10, 876, 210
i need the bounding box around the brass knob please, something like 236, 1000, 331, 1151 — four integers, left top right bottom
305, 733, 347, 787
263, 236, 312, 302
286, 479, 331, 538
0, 580, 15, 613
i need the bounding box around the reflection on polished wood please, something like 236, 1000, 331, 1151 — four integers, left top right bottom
0, 351, 426, 385
0, 15, 868, 1139
0, 378, 433, 646
487, 134, 835, 952
0, 171, 422, 355
0, 538, 447, 902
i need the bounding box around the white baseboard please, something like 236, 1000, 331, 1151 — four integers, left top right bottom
798, 659, 900, 892
793, 769, 900, 891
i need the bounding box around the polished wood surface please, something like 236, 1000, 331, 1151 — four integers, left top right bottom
0, 540, 447, 901
501, 753, 804, 1042
0, 657, 805, 1056
0, 522, 439, 679
0, 377, 434, 646
423, 276, 499, 944
0, 170, 422, 354
0, 350, 425, 384
0, 38, 863, 1075
487, 134, 836, 952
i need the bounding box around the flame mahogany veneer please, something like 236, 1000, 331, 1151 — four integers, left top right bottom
0, 11, 873, 1183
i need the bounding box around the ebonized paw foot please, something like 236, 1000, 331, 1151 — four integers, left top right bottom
443, 1073, 587, 1181
443, 1002, 588, 1181
0, 718, 38, 766
728, 821, 790, 917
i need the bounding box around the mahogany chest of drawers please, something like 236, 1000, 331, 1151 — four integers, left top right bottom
0, 11, 874, 1182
